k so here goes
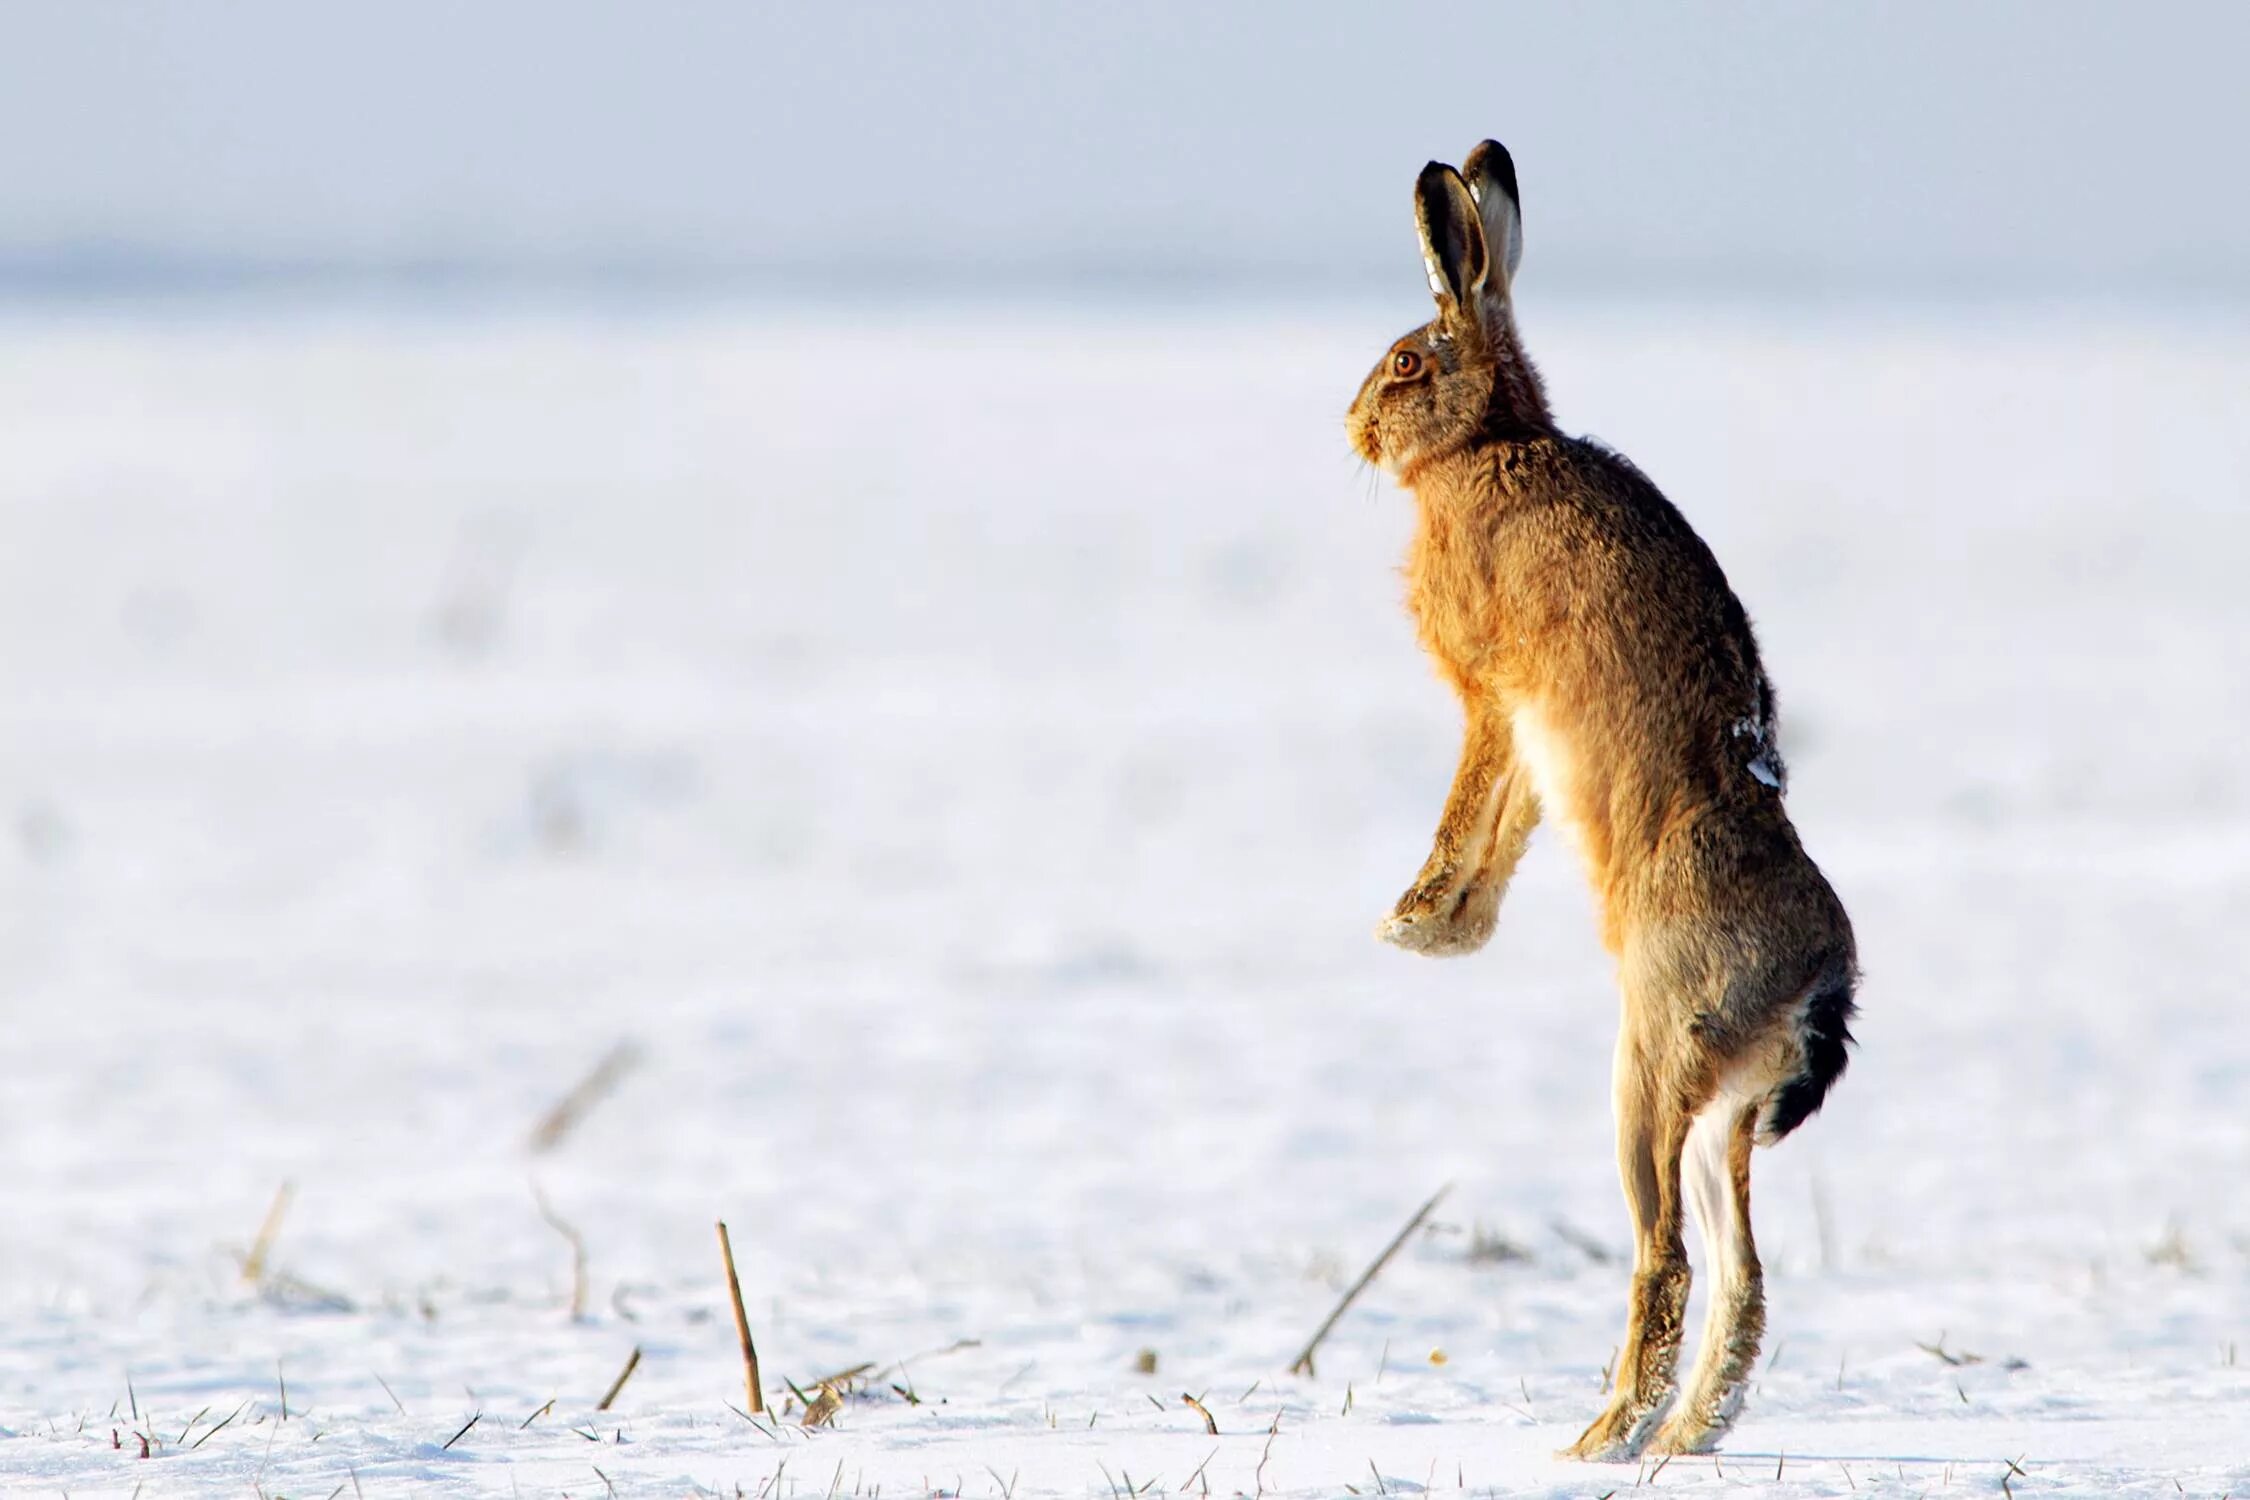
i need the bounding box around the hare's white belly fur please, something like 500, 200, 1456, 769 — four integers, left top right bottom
1511, 703, 1594, 874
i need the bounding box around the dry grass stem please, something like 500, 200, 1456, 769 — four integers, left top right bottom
1255, 1413, 1281, 1498
717, 1220, 765, 1414
532, 1183, 591, 1321
188, 1402, 248, 1451
1288, 1183, 1451, 1378
597, 1347, 642, 1412
1181, 1392, 1217, 1435
800, 1383, 842, 1430
528, 1040, 644, 1154
1466, 1223, 1532, 1264
260, 1269, 355, 1314
864, 1338, 979, 1391
807, 1361, 876, 1394
241, 1181, 295, 1284
1551, 1217, 1616, 1266
1916, 1331, 1984, 1367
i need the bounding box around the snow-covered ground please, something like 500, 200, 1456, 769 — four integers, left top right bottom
1, 302, 2245, 1497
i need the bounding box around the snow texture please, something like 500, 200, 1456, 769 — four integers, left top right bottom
1, 305, 2246, 1496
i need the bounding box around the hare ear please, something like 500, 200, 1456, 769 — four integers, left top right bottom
1461, 139, 1524, 295
1413, 162, 1488, 317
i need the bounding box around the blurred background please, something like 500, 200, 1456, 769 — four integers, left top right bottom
1, 3, 2248, 1487
6, 1, 2249, 300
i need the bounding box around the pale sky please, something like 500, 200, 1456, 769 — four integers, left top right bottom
2, 1, 2245, 296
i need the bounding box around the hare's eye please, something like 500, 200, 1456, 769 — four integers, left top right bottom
1391, 350, 1424, 379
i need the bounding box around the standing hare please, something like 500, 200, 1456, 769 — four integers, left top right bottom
1348, 142, 1858, 1460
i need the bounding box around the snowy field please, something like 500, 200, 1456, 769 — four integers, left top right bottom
1, 302, 2246, 1497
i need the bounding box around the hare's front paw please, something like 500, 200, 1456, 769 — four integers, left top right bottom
1378, 875, 1496, 956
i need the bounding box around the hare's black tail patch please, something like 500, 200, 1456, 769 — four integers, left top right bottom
1759, 960, 1858, 1144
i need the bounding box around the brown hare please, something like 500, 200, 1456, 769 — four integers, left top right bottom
1347, 141, 1857, 1460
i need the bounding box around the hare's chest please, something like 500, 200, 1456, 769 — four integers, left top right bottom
1405, 521, 1509, 683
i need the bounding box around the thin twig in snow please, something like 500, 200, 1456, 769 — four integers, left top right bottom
1289, 1184, 1451, 1377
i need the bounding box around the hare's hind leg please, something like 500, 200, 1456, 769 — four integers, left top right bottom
1646, 1103, 1763, 1455
1562, 1037, 1694, 1460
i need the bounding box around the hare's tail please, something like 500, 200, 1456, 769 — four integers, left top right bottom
1758, 956, 1858, 1144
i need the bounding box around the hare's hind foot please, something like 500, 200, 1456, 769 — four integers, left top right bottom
1639, 1296, 1755, 1457
1559, 1393, 1670, 1462
1640, 1410, 1730, 1458
1378, 873, 1498, 956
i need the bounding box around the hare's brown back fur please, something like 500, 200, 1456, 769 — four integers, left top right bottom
1349, 144, 1855, 1461
1406, 436, 1849, 984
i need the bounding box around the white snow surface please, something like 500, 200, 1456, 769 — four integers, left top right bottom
1, 304, 2247, 1496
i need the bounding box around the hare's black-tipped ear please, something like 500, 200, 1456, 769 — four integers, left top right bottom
1461, 139, 1524, 293
1413, 162, 1488, 316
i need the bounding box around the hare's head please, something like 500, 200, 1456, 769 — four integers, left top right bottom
1348, 141, 1534, 478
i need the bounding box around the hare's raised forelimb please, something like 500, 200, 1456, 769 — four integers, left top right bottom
1380, 700, 1539, 956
